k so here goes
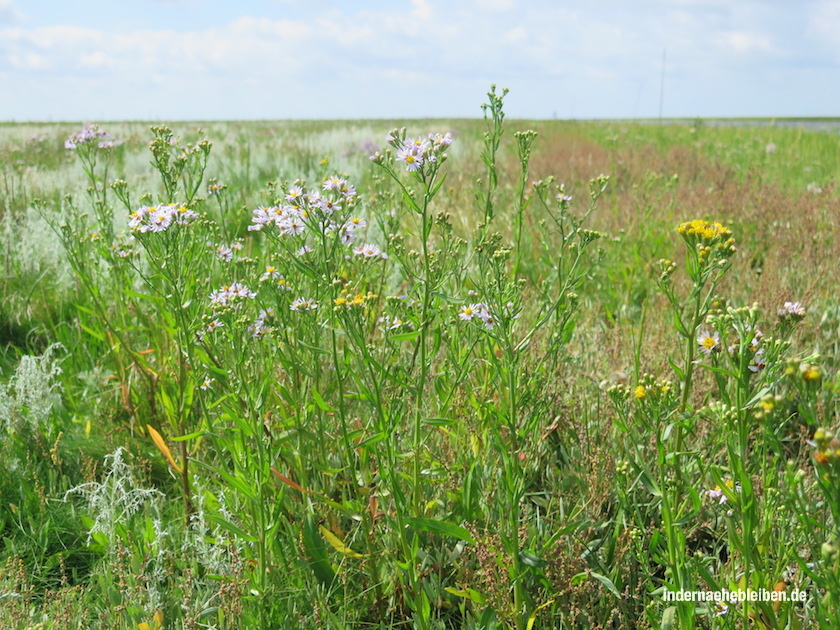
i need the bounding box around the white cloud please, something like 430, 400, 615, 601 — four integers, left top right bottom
79, 51, 115, 69
0, 0, 23, 25
808, 1, 840, 59
479, 0, 515, 10
810, 0, 840, 32
0, 18, 311, 79
8, 51, 51, 71
411, 0, 433, 20
502, 25, 527, 45
717, 30, 777, 55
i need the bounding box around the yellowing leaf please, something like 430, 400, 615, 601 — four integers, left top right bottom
147, 424, 182, 474
153, 609, 164, 629
271, 468, 312, 494
138, 624, 152, 630
526, 599, 555, 630
773, 581, 788, 614
318, 525, 366, 559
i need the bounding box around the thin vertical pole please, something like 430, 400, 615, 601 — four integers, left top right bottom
659, 48, 666, 121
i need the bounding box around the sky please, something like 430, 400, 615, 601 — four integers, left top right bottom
1, 0, 838, 121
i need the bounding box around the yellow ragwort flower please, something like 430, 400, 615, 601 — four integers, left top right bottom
677, 219, 732, 241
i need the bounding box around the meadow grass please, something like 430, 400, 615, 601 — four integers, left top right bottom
0, 90, 838, 629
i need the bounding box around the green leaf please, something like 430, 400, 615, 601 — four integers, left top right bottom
205, 513, 258, 543
519, 550, 548, 568
73, 303, 99, 317
590, 571, 621, 599
674, 510, 698, 527
303, 515, 336, 587
121, 289, 164, 302
423, 417, 457, 427
389, 329, 422, 342
79, 322, 105, 342
406, 517, 475, 543
356, 431, 388, 449
311, 387, 335, 412
202, 464, 257, 501
399, 187, 421, 213
429, 172, 448, 198
445, 587, 486, 605
170, 430, 204, 442
158, 386, 176, 424
744, 385, 773, 409
478, 606, 497, 627
667, 356, 685, 380
696, 362, 738, 379
630, 462, 661, 497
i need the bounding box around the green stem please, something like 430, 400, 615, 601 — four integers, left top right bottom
413, 179, 434, 517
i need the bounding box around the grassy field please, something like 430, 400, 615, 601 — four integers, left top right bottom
0, 88, 838, 629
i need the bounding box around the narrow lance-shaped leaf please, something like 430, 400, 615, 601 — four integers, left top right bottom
147, 424, 182, 474
319, 525, 367, 559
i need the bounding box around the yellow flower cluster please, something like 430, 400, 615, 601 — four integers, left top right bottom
334, 291, 378, 309
802, 364, 820, 381
813, 428, 840, 466
785, 359, 821, 381
677, 219, 732, 240
753, 393, 784, 421
677, 219, 736, 258
633, 374, 673, 402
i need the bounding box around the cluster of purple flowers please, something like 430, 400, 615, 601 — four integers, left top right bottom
707, 480, 740, 506
377, 314, 414, 332
209, 282, 257, 309
386, 131, 453, 173
65, 124, 122, 150
737, 326, 766, 373
248, 308, 275, 338
248, 204, 307, 236
352, 243, 388, 259
247, 176, 388, 257
779, 301, 806, 320
128, 204, 198, 233
290, 297, 319, 312
248, 176, 359, 239
458, 302, 496, 330
213, 242, 243, 262
196, 318, 226, 343
700, 324, 767, 373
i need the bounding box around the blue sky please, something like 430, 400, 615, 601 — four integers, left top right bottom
1, 0, 838, 121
